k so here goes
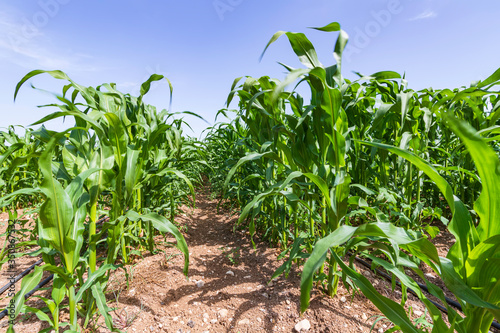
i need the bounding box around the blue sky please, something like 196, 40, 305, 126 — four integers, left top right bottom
1, 0, 499, 138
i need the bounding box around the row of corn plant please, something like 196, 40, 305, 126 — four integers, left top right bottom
0, 126, 46, 209
0, 70, 204, 332
300, 113, 500, 332
206, 21, 500, 332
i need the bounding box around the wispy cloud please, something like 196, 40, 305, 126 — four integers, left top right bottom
409, 10, 437, 21
0, 6, 99, 72
117, 81, 139, 88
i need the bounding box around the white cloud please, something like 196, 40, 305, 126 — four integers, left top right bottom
409, 10, 437, 21
0, 6, 98, 72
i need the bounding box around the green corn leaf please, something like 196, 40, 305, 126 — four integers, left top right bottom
354, 71, 402, 80
310, 22, 341, 32
91, 283, 122, 333
271, 69, 310, 103
125, 211, 190, 277
103, 113, 128, 168
440, 258, 500, 310
124, 147, 141, 205
38, 133, 78, 272
30, 110, 106, 141
51, 275, 66, 306
41, 264, 73, 286
14, 69, 70, 101
260, 31, 322, 69
260, 31, 287, 62
332, 252, 424, 333
477, 67, 500, 88
303, 173, 331, 205
0, 188, 41, 208
300, 222, 436, 312
271, 235, 307, 280
74, 264, 119, 302
153, 168, 195, 204
444, 114, 500, 241
359, 140, 478, 271
0, 142, 24, 166
465, 235, 500, 307
10, 265, 43, 319
224, 151, 282, 190
23, 306, 54, 327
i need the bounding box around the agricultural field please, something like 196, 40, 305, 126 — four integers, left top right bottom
1, 21, 500, 333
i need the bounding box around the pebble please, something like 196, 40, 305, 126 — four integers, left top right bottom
340, 296, 347, 303
196, 280, 205, 288
244, 275, 251, 278
257, 317, 262, 323
238, 318, 250, 325
414, 310, 423, 317
361, 313, 368, 320
286, 299, 291, 305
129, 288, 136, 296
262, 292, 269, 298
210, 319, 217, 324
187, 320, 195, 328
218, 309, 228, 318
203, 313, 209, 319
226, 270, 235, 276
294, 319, 311, 332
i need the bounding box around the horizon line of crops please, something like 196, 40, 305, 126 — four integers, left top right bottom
0, 72, 206, 332
204, 21, 500, 332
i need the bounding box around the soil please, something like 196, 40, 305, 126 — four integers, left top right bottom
0, 187, 490, 333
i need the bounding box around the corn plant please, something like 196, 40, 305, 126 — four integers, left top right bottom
207, 21, 500, 332
300, 111, 500, 331
0, 70, 196, 332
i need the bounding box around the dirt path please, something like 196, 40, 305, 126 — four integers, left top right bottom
0, 188, 431, 332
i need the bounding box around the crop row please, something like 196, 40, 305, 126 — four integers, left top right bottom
0, 72, 205, 332
204, 22, 500, 332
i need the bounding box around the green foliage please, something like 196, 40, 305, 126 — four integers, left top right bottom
219, 246, 241, 266
1, 70, 205, 332
205, 21, 500, 332
2, 19, 500, 333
